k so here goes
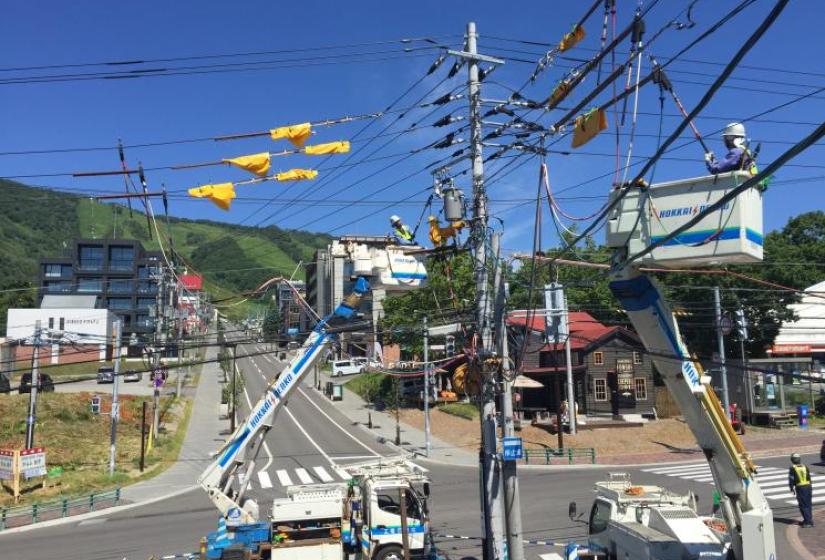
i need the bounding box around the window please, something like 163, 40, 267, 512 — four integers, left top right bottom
376, 490, 422, 521
48, 317, 54, 329
44, 281, 71, 293
136, 314, 154, 328
137, 297, 156, 310
107, 298, 132, 310
77, 278, 103, 293
59, 317, 64, 331
635, 378, 647, 400
44, 264, 63, 278
593, 351, 604, 366
594, 378, 607, 401
109, 279, 133, 294
633, 351, 643, 365
108, 246, 135, 271
78, 245, 104, 271
137, 266, 159, 279
138, 280, 157, 294
589, 499, 613, 535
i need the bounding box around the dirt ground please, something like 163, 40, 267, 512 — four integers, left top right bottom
399, 406, 810, 458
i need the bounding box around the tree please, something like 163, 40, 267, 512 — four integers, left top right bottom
262, 306, 282, 342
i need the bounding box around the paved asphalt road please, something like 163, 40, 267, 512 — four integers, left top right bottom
0, 340, 811, 559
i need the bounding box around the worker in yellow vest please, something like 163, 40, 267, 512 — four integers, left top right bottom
389, 215, 415, 245
789, 453, 814, 527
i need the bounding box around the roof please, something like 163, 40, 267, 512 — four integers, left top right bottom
179, 274, 203, 290
40, 294, 97, 309
507, 311, 622, 350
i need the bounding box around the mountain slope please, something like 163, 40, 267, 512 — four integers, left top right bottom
0, 180, 331, 323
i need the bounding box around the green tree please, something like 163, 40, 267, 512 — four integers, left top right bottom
262, 306, 282, 341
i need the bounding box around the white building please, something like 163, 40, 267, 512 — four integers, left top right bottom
770, 279, 825, 364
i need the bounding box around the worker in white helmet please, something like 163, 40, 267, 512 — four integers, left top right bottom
705, 122, 757, 175
389, 215, 415, 244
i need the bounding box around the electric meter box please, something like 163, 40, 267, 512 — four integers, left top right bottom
606, 171, 763, 268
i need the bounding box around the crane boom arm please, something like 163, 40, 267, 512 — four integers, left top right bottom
609, 267, 774, 560
198, 277, 370, 523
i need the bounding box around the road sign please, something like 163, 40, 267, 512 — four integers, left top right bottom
720, 315, 733, 336
502, 436, 523, 461
20, 447, 47, 479
0, 449, 14, 480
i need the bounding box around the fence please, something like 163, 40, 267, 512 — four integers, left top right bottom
522, 447, 596, 465
0, 488, 120, 530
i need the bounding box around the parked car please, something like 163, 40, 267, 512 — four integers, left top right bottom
0, 373, 10, 394
352, 357, 371, 370
331, 360, 363, 377
97, 365, 115, 384
19, 373, 55, 394
123, 369, 142, 383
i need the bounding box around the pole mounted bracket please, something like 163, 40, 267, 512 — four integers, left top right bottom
446, 50, 505, 66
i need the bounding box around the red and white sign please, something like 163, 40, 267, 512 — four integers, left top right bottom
20, 447, 47, 480
0, 449, 15, 480
770, 344, 812, 355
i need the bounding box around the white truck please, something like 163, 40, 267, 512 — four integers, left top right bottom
574, 171, 775, 559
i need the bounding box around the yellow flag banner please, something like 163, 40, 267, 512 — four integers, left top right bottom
304, 141, 350, 155
223, 152, 271, 177
275, 168, 319, 182
188, 183, 236, 211
558, 24, 585, 52
550, 79, 571, 105
270, 122, 312, 147
571, 108, 608, 148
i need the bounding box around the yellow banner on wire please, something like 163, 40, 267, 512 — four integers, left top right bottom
223, 152, 271, 177
270, 123, 312, 147
304, 141, 350, 155
275, 168, 318, 182
558, 24, 585, 52
571, 108, 608, 148
188, 182, 236, 210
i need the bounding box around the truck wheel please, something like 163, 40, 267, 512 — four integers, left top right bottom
375, 545, 404, 560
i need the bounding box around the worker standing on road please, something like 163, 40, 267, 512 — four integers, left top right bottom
789, 452, 814, 527
705, 122, 757, 175
390, 215, 415, 244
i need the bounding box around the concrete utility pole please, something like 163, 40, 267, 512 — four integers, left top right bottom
423, 315, 431, 457
152, 268, 165, 440
493, 233, 525, 560
108, 320, 122, 476
735, 308, 753, 423
714, 287, 731, 419
456, 21, 508, 560
544, 284, 576, 435
25, 321, 42, 449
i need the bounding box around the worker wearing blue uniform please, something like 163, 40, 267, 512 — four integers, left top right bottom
789, 452, 814, 528
705, 122, 757, 175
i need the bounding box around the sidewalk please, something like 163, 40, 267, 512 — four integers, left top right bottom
316, 371, 477, 467
788, 507, 825, 559
121, 342, 229, 502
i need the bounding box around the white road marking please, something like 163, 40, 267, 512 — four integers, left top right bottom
276, 470, 293, 486
335, 468, 352, 481
296, 386, 380, 457
643, 463, 711, 474
258, 471, 273, 489
295, 468, 313, 484
314, 466, 334, 482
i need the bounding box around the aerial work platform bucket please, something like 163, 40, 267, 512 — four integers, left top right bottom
606, 171, 763, 268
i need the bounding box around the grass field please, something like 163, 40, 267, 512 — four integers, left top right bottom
438, 402, 479, 420
0, 391, 191, 507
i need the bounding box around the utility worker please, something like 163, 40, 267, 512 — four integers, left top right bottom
389, 215, 415, 244
705, 122, 758, 175
789, 452, 814, 527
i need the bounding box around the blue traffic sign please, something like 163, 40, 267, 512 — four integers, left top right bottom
502, 436, 523, 461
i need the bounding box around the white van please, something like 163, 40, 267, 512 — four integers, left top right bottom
331, 360, 363, 377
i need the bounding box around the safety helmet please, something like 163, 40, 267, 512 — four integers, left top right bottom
722, 122, 746, 139
390, 215, 401, 224
791, 452, 802, 464
428, 215, 438, 222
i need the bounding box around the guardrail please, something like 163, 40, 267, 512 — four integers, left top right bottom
522, 447, 596, 465
0, 488, 121, 530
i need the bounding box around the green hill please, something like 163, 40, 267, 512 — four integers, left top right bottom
0, 179, 331, 325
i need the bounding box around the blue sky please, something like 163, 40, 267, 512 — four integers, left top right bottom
1, 0, 823, 253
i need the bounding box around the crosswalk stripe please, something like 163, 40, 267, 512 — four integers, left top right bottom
643, 464, 709, 474
756, 473, 790, 482
335, 468, 351, 481
276, 469, 293, 486
296, 468, 313, 484
258, 471, 273, 489
314, 466, 334, 482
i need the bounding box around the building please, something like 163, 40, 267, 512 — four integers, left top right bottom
37, 239, 165, 350
274, 280, 311, 340
5, 295, 117, 369
769, 279, 825, 363
508, 311, 656, 419
178, 273, 207, 336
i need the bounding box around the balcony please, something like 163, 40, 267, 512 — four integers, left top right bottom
77, 259, 104, 272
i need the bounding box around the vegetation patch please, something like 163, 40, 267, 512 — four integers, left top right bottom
439, 402, 479, 421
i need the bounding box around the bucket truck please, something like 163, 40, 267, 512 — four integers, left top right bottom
570, 171, 774, 559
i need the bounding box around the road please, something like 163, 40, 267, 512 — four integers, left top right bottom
0, 340, 810, 559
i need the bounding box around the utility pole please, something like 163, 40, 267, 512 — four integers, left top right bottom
423, 315, 431, 457
108, 320, 122, 476
451, 21, 508, 560
230, 343, 237, 433
493, 233, 524, 560
545, 284, 576, 435
25, 321, 42, 449
714, 287, 731, 419
735, 308, 752, 423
